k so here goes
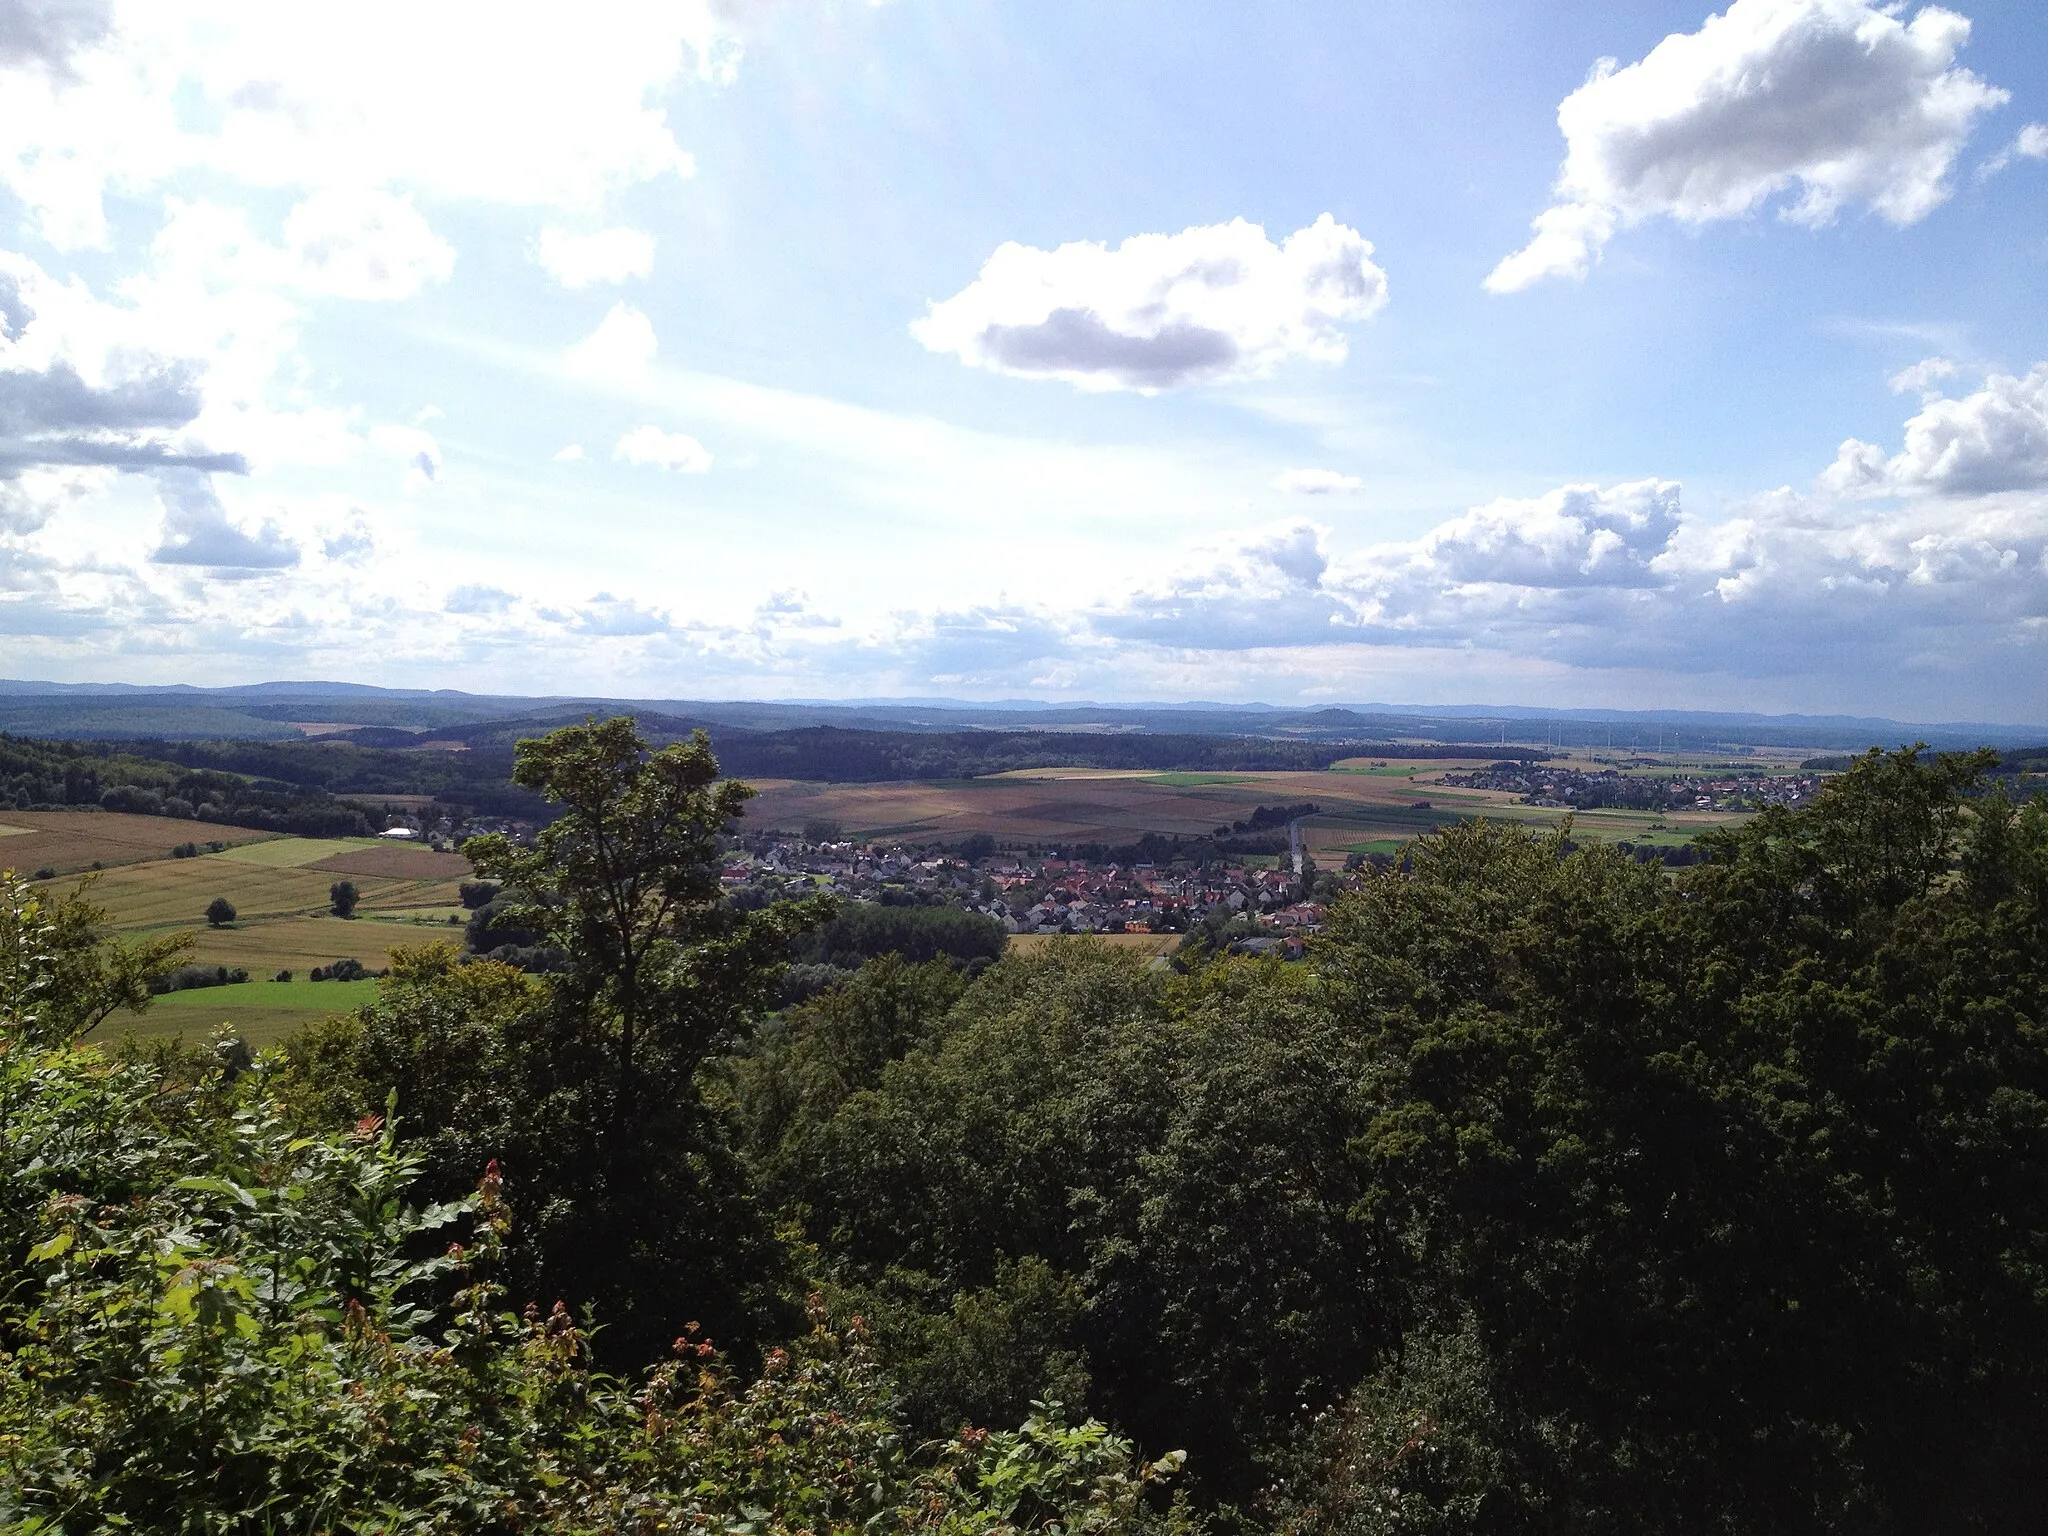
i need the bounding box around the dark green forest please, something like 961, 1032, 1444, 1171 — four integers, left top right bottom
0, 734, 382, 834
3, 721, 2046, 1532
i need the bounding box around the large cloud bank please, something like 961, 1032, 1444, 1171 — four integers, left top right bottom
791, 373, 2048, 713
0, 1, 731, 250
0, 1, 733, 614
1489, 0, 2008, 292
4, 361, 2044, 718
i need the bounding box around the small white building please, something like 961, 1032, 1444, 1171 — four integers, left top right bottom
379, 826, 420, 840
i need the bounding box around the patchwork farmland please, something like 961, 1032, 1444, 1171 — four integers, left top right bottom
4, 753, 1792, 1045
743, 756, 1777, 862
1, 810, 470, 1046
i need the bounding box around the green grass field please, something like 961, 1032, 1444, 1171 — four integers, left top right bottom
212, 837, 384, 868
1331, 838, 1406, 856
82, 857, 466, 931
150, 977, 380, 1013
105, 977, 379, 1048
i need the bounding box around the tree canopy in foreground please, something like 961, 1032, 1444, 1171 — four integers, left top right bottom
1, 732, 2044, 1534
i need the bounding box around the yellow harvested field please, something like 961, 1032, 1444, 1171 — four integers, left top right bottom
214, 837, 384, 868
0, 822, 467, 1027
161, 915, 419, 974
1007, 932, 1177, 958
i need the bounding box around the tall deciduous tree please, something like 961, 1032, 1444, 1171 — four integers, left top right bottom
463, 718, 829, 1106
332, 718, 831, 1365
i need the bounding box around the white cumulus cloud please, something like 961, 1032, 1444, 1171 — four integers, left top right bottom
535, 225, 656, 287
1825, 363, 2048, 497
1273, 467, 1362, 495
1980, 121, 2048, 178
368, 423, 442, 487
1392, 480, 1682, 591
1888, 355, 1959, 396
278, 189, 457, 301
614, 423, 711, 472
574, 591, 671, 634
153, 189, 455, 301
566, 302, 658, 379
148, 468, 297, 570
446, 583, 515, 615
1488, 0, 2008, 293
914, 214, 1388, 392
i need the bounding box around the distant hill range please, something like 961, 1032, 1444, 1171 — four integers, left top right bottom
0, 679, 2039, 756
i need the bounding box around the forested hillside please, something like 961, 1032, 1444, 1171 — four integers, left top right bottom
3, 724, 2045, 1532
0, 734, 378, 835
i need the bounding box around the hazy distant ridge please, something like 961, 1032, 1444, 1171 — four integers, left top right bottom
0, 679, 2038, 752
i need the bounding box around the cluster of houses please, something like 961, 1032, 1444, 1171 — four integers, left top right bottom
1440, 763, 1827, 813
990, 856, 1328, 937
726, 838, 1335, 939
364, 809, 529, 851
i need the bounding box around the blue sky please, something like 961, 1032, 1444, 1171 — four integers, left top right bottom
1, 0, 2046, 721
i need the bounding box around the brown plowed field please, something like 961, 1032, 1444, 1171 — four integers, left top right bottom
310, 845, 472, 879
0, 811, 278, 876
744, 766, 1473, 846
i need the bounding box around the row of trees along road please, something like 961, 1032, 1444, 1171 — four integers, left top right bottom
2, 717, 2046, 1533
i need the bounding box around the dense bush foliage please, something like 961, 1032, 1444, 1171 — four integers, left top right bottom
0, 878, 1189, 1530
0, 1034, 1186, 1533
150, 961, 251, 993
790, 901, 1007, 970
5, 729, 2044, 1532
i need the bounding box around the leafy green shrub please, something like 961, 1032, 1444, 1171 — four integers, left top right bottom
0, 896, 1194, 1534
777, 960, 855, 1008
